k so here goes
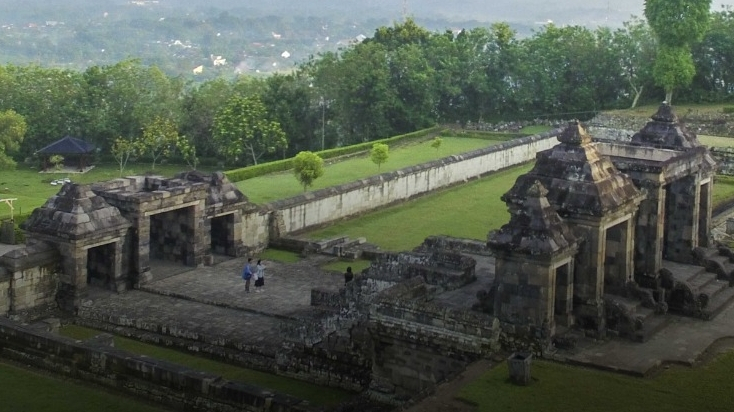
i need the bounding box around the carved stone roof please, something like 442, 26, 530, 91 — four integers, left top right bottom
22, 183, 131, 241
175, 170, 249, 207
630, 102, 702, 150
489, 180, 576, 257
503, 121, 642, 217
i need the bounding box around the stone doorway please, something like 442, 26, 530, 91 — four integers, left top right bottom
149, 206, 195, 266
554, 261, 573, 327
603, 219, 631, 292
210, 213, 236, 256
87, 242, 116, 289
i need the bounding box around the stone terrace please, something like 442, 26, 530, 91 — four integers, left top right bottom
75, 251, 734, 380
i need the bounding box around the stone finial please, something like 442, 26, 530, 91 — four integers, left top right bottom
525, 180, 548, 199
558, 120, 592, 146
650, 101, 678, 123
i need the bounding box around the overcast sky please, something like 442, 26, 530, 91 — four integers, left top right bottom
2, 0, 731, 28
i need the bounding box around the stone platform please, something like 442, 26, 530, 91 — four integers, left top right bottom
73, 252, 734, 379
78, 254, 347, 355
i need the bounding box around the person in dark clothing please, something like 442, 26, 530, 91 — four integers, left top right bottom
344, 266, 354, 285
242, 258, 253, 293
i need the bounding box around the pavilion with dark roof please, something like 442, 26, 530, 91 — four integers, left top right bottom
36, 136, 95, 172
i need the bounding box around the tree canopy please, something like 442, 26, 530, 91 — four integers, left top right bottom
1, 13, 734, 168
0, 109, 27, 169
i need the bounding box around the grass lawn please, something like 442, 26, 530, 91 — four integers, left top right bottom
458, 352, 734, 412
306, 163, 533, 252
237, 135, 512, 204
59, 325, 353, 407
321, 259, 372, 274
0, 163, 207, 221
0, 360, 171, 412
699, 135, 734, 147
259, 248, 302, 263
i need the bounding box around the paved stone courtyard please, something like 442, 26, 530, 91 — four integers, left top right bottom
77, 250, 734, 379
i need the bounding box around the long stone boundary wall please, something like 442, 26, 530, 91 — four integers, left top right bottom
265, 130, 562, 235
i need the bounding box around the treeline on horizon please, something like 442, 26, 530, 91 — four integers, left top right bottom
1, 12, 733, 168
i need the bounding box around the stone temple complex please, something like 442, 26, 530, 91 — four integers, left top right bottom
1, 103, 733, 410
488, 103, 721, 341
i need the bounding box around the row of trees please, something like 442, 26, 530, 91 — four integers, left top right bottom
1, 8, 733, 170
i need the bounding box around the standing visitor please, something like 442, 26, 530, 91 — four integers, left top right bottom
254, 259, 266, 293
242, 258, 253, 293
344, 266, 354, 285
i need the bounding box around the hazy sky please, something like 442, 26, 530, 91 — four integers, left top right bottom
2, 0, 731, 28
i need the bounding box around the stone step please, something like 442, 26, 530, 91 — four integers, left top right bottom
697, 278, 730, 303
685, 271, 720, 291
632, 313, 670, 343
707, 256, 734, 282
661, 260, 708, 283
701, 284, 734, 320
604, 294, 667, 342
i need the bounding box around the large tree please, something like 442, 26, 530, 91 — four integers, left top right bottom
0, 109, 27, 169
645, 0, 712, 103
212, 95, 287, 166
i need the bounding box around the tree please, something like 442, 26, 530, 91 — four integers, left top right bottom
293, 151, 324, 191
0, 109, 27, 169
137, 116, 179, 170
212, 95, 288, 166
645, 0, 712, 102
111, 137, 136, 176
175, 135, 198, 170
431, 137, 443, 150
370, 143, 389, 171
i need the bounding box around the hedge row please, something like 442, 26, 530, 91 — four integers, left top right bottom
224, 126, 443, 182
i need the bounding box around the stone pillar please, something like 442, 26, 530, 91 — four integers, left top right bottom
623, 217, 634, 283
634, 184, 665, 279
698, 177, 713, 247
189, 201, 207, 266
136, 216, 151, 284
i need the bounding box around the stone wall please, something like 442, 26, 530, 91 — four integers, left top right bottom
368, 278, 500, 402
0, 242, 60, 320
267, 131, 561, 235
712, 147, 734, 175
0, 318, 318, 412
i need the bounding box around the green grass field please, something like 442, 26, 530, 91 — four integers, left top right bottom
700, 134, 734, 147
0, 361, 171, 412
237, 135, 510, 204
0, 163, 209, 220
306, 164, 532, 251
458, 352, 734, 412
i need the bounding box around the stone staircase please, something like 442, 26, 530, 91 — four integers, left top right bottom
603, 294, 669, 342
693, 246, 734, 284
660, 258, 734, 320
